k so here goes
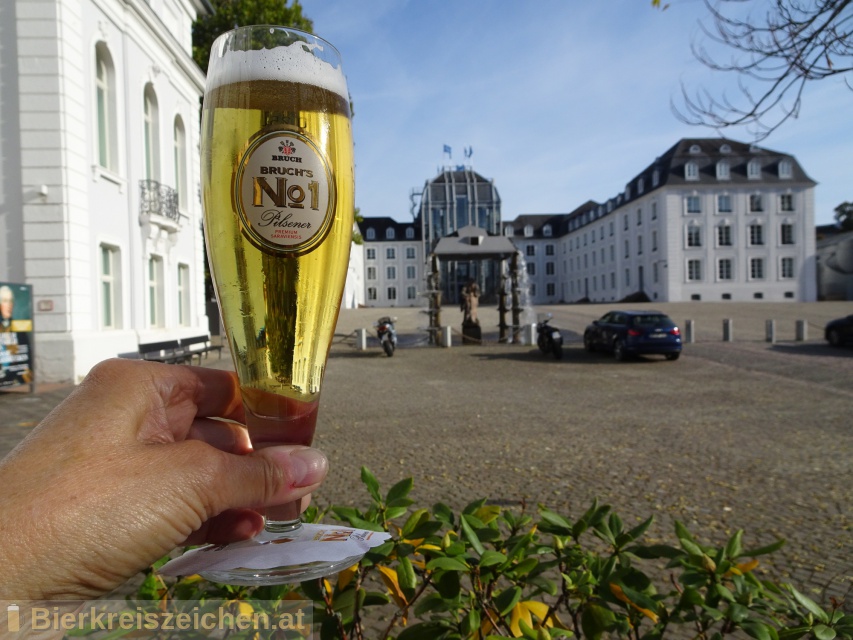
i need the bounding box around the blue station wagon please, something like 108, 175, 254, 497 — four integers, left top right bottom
583, 310, 682, 361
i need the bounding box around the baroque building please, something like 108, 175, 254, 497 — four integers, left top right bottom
361, 139, 817, 307
0, 0, 212, 383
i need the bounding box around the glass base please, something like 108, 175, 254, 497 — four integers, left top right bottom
199, 553, 365, 585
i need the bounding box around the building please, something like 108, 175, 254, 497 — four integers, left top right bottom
0, 0, 212, 383
361, 217, 423, 307
504, 139, 817, 305
361, 138, 817, 308
415, 166, 502, 303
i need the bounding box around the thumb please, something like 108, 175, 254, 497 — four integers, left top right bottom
202, 445, 329, 515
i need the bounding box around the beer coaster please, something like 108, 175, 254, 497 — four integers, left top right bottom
160, 524, 391, 574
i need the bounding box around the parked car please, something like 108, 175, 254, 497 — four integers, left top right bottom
825, 314, 853, 347
583, 310, 682, 361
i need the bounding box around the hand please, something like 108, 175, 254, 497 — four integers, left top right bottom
0, 358, 328, 599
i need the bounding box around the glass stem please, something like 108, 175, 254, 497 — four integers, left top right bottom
264, 500, 303, 533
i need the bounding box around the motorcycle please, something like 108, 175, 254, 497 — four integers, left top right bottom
536, 314, 563, 360
375, 316, 398, 357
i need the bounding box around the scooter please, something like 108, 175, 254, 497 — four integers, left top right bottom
537, 314, 563, 360
375, 316, 398, 357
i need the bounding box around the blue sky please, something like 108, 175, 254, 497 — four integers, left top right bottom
299, 0, 851, 226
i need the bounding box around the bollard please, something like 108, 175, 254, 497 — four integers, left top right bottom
524, 324, 536, 346
684, 319, 695, 344
723, 318, 733, 342
441, 325, 452, 348
765, 319, 776, 343
796, 319, 808, 342
355, 327, 367, 351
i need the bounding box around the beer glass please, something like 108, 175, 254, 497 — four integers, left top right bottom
200, 25, 354, 583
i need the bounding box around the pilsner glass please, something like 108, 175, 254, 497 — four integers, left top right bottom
200, 25, 354, 584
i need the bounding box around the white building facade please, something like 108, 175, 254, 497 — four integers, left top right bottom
0, 0, 212, 383
361, 218, 424, 307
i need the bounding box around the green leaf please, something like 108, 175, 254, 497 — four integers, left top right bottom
539, 508, 574, 535
494, 585, 522, 616
725, 530, 744, 559
433, 502, 455, 526
813, 625, 837, 640
460, 514, 486, 555
397, 556, 417, 595
582, 602, 616, 640
401, 508, 430, 538
479, 550, 508, 567
628, 544, 683, 560
361, 466, 381, 503
741, 538, 786, 557
741, 621, 779, 640
788, 585, 830, 624
386, 477, 414, 504
383, 505, 409, 521
396, 621, 453, 640
426, 556, 470, 572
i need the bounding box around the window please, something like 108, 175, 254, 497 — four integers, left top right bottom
717, 225, 732, 247
781, 223, 794, 245
749, 194, 763, 212
386, 287, 396, 300
386, 227, 395, 240
651, 202, 657, 220
524, 225, 534, 237
546, 262, 555, 275
718, 259, 733, 281
749, 224, 764, 246
143, 84, 160, 181
652, 230, 658, 252
100, 244, 121, 329
609, 220, 615, 235
545, 244, 555, 256
147, 255, 164, 327
780, 194, 794, 211
526, 244, 535, 256
367, 287, 377, 301
546, 283, 555, 296
652, 169, 660, 187
750, 257, 765, 279
543, 224, 552, 237
625, 269, 631, 287
718, 194, 732, 213
778, 160, 793, 179
366, 248, 376, 260
637, 235, 643, 254
638, 177, 645, 193
405, 246, 416, 259
637, 208, 642, 225
686, 195, 701, 213
611, 272, 616, 288
526, 262, 536, 276
406, 265, 416, 279
386, 247, 396, 260
386, 266, 396, 279
173, 117, 187, 209
177, 263, 190, 326
407, 286, 417, 300
687, 226, 702, 247
366, 228, 375, 240
653, 262, 659, 284
366, 266, 376, 280
95, 43, 117, 171
747, 159, 762, 179
687, 259, 702, 281
624, 215, 629, 231
504, 225, 514, 236
624, 239, 629, 258
781, 257, 795, 278
685, 162, 699, 180
405, 227, 414, 239
716, 160, 730, 180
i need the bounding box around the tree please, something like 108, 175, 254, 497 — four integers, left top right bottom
192, 0, 313, 70
671, 0, 853, 139
835, 201, 853, 231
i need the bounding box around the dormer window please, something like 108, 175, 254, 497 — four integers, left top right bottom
625, 185, 631, 199
366, 228, 375, 240
652, 169, 660, 187
747, 159, 761, 180
386, 227, 395, 240
716, 160, 730, 180
720, 143, 731, 154
405, 227, 414, 239
524, 224, 533, 237
778, 160, 793, 179
689, 144, 701, 154
504, 225, 514, 236
543, 224, 552, 237
637, 177, 644, 194
685, 162, 699, 181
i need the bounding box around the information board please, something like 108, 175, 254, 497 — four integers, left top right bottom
0, 282, 34, 389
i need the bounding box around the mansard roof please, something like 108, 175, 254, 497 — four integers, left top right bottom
503, 213, 572, 239
361, 216, 421, 242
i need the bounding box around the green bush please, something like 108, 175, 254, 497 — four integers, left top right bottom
145, 468, 851, 640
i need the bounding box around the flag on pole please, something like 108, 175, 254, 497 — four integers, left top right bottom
443, 144, 452, 158
464, 146, 473, 158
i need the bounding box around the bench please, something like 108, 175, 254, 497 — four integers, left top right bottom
179, 335, 223, 365
135, 340, 193, 365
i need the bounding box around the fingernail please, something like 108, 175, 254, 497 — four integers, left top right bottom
286, 447, 328, 487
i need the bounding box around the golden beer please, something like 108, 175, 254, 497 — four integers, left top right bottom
202, 72, 353, 447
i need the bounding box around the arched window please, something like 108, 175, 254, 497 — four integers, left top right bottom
366, 228, 375, 240
95, 42, 117, 171
778, 160, 793, 179
504, 225, 514, 236
747, 159, 762, 180
716, 160, 730, 180
405, 227, 414, 239
386, 227, 395, 240
524, 224, 533, 237
543, 224, 552, 237
685, 162, 699, 180
173, 116, 187, 209
143, 84, 160, 181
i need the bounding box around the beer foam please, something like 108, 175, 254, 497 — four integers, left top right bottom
206, 32, 348, 100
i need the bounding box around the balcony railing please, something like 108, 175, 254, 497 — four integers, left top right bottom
139, 179, 185, 228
